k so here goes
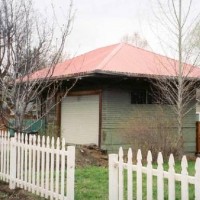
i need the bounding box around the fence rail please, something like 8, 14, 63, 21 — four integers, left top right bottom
109, 147, 200, 200
0, 131, 75, 200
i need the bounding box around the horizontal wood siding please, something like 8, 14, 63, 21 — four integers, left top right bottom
101, 88, 196, 153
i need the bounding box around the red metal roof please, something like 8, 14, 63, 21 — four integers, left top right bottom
31, 43, 200, 80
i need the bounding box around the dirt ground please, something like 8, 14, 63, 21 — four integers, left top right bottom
0, 181, 45, 199
75, 144, 108, 167
0, 145, 108, 199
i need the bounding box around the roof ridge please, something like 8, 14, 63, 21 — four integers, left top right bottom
95, 43, 123, 70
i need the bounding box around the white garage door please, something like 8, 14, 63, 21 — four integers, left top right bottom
61, 95, 99, 145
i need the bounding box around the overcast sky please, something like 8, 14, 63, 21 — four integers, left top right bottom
34, 0, 200, 57
68, 0, 152, 54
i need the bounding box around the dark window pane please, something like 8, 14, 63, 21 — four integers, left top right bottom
131, 89, 146, 104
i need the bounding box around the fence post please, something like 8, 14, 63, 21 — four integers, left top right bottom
181, 156, 188, 199
67, 146, 75, 200
9, 136, 16, 189
195, 158, 200, 200
109, 154, 118, 200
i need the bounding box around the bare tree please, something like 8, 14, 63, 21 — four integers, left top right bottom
0, 0, 75, 133
121, 32, 149, 49
188, 23, 200, 50
151, 0, 200, 139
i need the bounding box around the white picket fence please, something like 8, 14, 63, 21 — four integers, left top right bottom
109, 147, 200, 200
0, 131, 75, 200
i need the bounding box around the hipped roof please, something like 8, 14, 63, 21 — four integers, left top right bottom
31, 43, 200, 80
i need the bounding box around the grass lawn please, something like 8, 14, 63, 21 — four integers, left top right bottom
75, 161, 196, 200
0, 161, 196, 199
76, 166, 108, 200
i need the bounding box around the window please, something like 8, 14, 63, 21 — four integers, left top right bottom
131, 89, 155, 104
131, 89, 146, 104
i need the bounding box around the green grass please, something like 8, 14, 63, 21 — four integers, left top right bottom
75, 166, 108, 200
75, 161, 196, 200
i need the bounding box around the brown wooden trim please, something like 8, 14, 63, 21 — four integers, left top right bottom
68, 90, 102, 96
196, 122, 200, 155
56, 93, 62, 137
98, 91, 103, 147
58, 89, 103, 148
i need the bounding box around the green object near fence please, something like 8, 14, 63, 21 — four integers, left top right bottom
9, 119, 45, 136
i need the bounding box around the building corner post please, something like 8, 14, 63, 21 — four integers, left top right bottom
196, 119, 200, 157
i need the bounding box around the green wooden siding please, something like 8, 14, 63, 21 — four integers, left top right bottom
101, 88, 196, 154
45, 77, 196, 155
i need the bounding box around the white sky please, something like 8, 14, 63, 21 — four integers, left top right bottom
34, 0, 200, 57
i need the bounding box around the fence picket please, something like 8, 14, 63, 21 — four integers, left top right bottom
0, 132, 75, 200
9, 136, 16, 189
28, 135, 33, 191
0, 132, 3, 176
109, 148, 200, 200
41, 135, 45, 197
4, 133, 7, 181
24, 134, 28, 190
157, 152, 164, 200
16, 134, 19, 186
168, 154, 175, 200
137, 149, 142, 200
32, 135, 36, 192
6, 133, 9, 182
109, 154, 119, 200
45, 136, 50, 198
127, 148, 133, 200
3, 134, 6, 181
50, 137, 55, 200
3, 133, 5, 181
55, 138, 60, 200
67, 146, 75, 200
147, 151, 153, 200
36, 135, 41, 195
61, 138, 66, 199
195, 158, 200, 200
118, 147, 124, 200
5, 135, 10, 181
181, 156, 188, 200
20, 134, 24, 188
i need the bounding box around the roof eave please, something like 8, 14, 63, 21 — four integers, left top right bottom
34, 69, 200, 82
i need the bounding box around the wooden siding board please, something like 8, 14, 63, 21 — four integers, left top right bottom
101, 88, 196, 154
43, 77, 196, 154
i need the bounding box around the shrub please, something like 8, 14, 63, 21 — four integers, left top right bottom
124, 109, 182, 162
